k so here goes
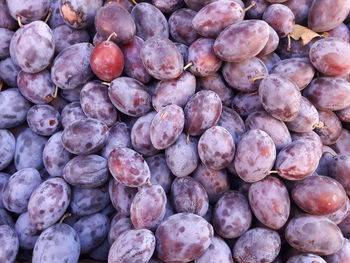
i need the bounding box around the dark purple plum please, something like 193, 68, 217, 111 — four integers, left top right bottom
165, 133, 199, 178
245, 111, 292, 151
145, 154, 174, 193
130, 184, 167, 230
80, 81, 117, 127
141, 37, 183, 80
15, 21, 55, 73
101, 122, 131, 159
184, 90, 222, 136
212, 191, 252, 238
108, 229, 155, 263
0, 129, 15, 171
43, 131, 72, 178
233, 228, 281, 263
150, 104, 185, 150
53, 24, 90, 54
222, 57, 268, 92
121, 36, 152, 84
249, 176, 290, 229
192, 0, 244, 38
171, 177, 208, 216
108, 77, 151, 117
7, 0, 50, 24
61, 102, 87, 129
108, 147, 151, 188
131, 3, 169, 40
51, 42, 94, 90
188, 38, 222, 77
70, 186, 110, 217
14, 128, 48, 170
28, 178, 71, 230
168, 8, 198, 45
61, 118, 109, 155
63, 155, 109, 188
192, 163, 230, 203
2, 168, 42, 214
32, 223, 80, 263
285, 216, 344, 255
0, 224, 19, 263
155, 213, 213, 262
198, 126, 235, 170
73, 213, 109, 254
95, 3, 136, 44
17, 70, 56, 104
0, 89, 31, 129
109, 179, 137, 215
198, 73, 233, 106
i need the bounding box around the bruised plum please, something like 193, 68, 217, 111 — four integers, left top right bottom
60, 0, 103, 29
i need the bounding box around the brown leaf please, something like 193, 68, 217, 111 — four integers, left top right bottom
290, 24, 324, 46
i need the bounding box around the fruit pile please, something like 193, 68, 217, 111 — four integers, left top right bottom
1, 0, 350, 262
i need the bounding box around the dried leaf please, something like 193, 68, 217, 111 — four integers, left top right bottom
290, 24, 322, 46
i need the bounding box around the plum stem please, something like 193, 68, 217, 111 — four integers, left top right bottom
101, 82, 111, 87
186, 134, 190, 144
248, 91, 259, 95
44, 8, 52, 24
106, 32, 118, 42
17, 16, 24, 28
251, 76, 266, 82
269, 170, 279, 174
313, 122, 327, 130
0, 79, 3, 91
59, 213, 72, 224
321, 32, 329, 38
287, 34, 292, 51
53, 86, 58, 98
131, 0, 138, 5
323, 151, 336, 158
183, 62, 193, 71
146, 177, 152, 187
244, 1, 256, 12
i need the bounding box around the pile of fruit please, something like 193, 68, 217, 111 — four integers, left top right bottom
1, 0, 350, 262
